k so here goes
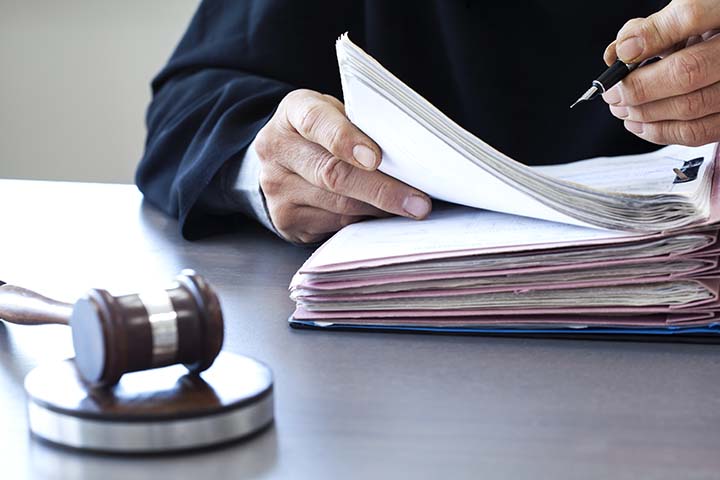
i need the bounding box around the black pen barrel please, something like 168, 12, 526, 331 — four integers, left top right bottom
595, 60, 636, 92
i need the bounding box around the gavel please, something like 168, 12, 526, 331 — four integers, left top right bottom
0, 270, 224, 386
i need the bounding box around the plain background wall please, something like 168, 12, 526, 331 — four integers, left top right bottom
0, 0, 200, 184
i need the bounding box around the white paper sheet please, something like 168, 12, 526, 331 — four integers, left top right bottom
533, 143, 715, 195
303, 205, 641, 270
337, 34, 717, 232
344, 75, 594, 227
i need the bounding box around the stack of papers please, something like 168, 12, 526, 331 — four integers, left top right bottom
288, 35, 720, 338
335, 34, 714, 232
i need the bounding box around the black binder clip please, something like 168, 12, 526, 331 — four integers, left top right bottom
673, 157, 703, 183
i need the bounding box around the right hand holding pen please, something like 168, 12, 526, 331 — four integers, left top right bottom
602, 0, 720, 146
254, 89, 432, 244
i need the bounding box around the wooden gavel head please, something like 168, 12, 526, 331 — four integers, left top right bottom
0, 270, 224, 387
71, 270, 224, 386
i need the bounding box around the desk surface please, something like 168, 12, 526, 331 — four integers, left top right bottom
2, 179, 720, 480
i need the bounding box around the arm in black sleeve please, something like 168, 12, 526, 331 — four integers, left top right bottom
135, 0, 360, 239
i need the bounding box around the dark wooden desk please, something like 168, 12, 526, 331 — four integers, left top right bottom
2, 179, 720, 479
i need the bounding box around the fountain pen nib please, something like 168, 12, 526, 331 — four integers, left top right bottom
570, 85, 599, 109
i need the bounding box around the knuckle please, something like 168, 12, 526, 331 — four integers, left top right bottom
338, 214, 360, 228
680, 90, 706, 119
294, 233, 311, 244
322, 94, 345, 111
692, 120, 713, 146
283, 88, 313, 107
673, 52, 706, 91
623, 76, 648, 105
674, 0, 703, 28
706, 84, 720, 110
271, 207, 295, 233
618, 18, 644, 38
298, 101, 326, 138
317, 157, 352, 192
296, 232, 324, 245
258, 167, 280, 196
628, 106, 648, 122
676, 122, 703, 146
622, 17, 644, 30
640, 124, 662, 145
647, 124, 671, 145
326, 123, 354, 156
334, 194, 353, 214
371, 180, 396, 208
253, 126, 277, 163
289, 233, 306, 244
641, 15, 668, 47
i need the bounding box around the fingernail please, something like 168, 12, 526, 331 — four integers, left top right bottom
402, 195, 431, 219
603, 87, 622, 105
616, 36, 644, 62
610, 105, 629, 118
624, 120, 644, 134
353, 144, 377, 169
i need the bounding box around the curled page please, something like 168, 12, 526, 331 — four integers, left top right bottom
336, 33, 718, 233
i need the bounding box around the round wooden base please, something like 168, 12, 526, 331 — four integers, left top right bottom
24, 352, 273, 454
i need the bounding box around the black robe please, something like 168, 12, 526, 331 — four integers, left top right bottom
136, 0, 668, 239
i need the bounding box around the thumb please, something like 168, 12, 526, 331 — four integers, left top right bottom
614, 0, 719, 64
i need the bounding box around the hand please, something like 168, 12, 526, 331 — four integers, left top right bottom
254, 89, 431, 244
602, 0, 720, 146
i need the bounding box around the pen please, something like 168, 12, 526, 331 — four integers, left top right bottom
570, 59, 639, 108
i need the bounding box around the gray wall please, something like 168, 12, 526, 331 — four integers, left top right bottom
0, 0, 199, 184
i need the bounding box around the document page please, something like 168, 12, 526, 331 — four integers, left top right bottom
533, 143, 715, 195
337, 34, 717, 232
302, 205, 643, 271
343, 74, 592, 227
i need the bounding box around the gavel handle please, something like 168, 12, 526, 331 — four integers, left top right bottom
0, 284, 72, 326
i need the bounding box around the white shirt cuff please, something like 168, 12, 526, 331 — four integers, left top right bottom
231, 138, 277, 234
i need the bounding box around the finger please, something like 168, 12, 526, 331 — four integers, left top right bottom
609, 81, 720, 123
605, 39, 684, 66
602, 34, 720, 106
273, 137, 432, 220
269, 205, 368, 244
269, 171, 389, 217
614, 0, 720, 64
622, 112, 720, 146
282, 89, 380, 170
603, 40, 618, 66
322, 94, 346, 112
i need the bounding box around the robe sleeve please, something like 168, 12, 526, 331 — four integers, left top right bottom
135, 0, 358, 239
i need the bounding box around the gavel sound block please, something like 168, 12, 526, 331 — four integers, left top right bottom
0, 271, 274, 453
